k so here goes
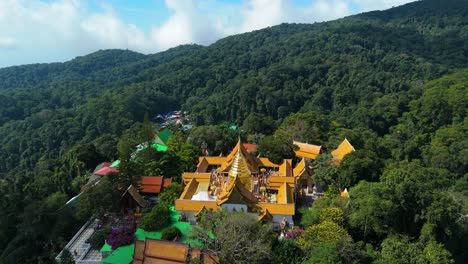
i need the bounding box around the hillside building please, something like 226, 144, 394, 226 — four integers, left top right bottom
175, 139, 311, 229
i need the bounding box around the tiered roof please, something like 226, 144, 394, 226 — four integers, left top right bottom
175, 139, 302, 217
226, 145, 254, 191
331, 138, 355, 163
293, 141, 322, 160
217, 176, 258, 206
139, 176, 172, 194
220, 139, 258, 173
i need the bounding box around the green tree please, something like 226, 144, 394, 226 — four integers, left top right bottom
320, 207, 345, 225
272, 239, 304, 264
338, 150, 383, 187
241, 112, 276, 135
276, 112, 330, 144
313, 154, 339, 190
299, 208, 321, 228
380, 161, 452, 235
161, 226, 182, 241
376, 235, 454, 264
348, 181, 395, 239
86, 227, 111, 250
60, 248, 75, 264
167, 132, 201, 172
77, 177, 120, 219
93, 134, 118, 161
159, 183, 183, 206
139, 203, 170, 231
297, 221, 350, 252
303, 243, 341, 264
258, 135, 296, 164
192, 210, 273, 264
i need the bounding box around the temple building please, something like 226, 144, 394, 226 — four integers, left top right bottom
331, 138, 355, 163
174, 138, 355, 229
291, 138, 355, 194
293, 140, 322, 160
175, 139, 310, 229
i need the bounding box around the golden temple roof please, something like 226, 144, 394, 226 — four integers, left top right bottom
277, 182, 292, 204
227, 149, 253, 191
217, 176, 258, 206
195, 205, 207, 216
293, 141, 322, 160
340, 188, 349, 198
220, 139, 258, 173
279, 159, 293, 177
331, 138, 355, 163
175, 138, 300, 216
195, 157, 210, 173
293, 158, 309, 178
258, 208, 273, 222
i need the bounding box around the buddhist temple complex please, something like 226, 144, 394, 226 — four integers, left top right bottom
175, 139, 313, 228
175, 138, 355, 229
58, 136, 356, 263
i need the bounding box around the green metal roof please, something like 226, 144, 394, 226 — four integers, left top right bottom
110, 160, 120, 168
156, 129, 173, 145
151, 143, 168, 152
101, 244, 134, 264
101, 207, 202, 263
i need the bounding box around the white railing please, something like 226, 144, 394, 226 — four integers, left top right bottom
55, 218, 95, 263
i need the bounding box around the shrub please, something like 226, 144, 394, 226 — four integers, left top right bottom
86, 226, 111, 250
285, 228, 304, 239
159, 183, 183, 205
139, 203, 170, 231
296, 221, 350, 252
60, 248, 75, 264
273, 239, 303, 264
300, 208, 321, 227
161, 226, 182, 241
319, 207, 344, 225
106, 227, 135, 250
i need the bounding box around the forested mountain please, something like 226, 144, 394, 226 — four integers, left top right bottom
0, 0, 467, 263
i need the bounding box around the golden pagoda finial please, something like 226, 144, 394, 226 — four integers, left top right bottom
220, 137, 259, 173
228, 150, 252, 191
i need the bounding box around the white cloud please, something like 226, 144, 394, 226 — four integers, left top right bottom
0, 0, 417, 67
239, 0, 287, 32
230, 0, 352, 33
0, 37, 17, 48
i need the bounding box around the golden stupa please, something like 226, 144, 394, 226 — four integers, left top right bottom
227, 147, 252, 191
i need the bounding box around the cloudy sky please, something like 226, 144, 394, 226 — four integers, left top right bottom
0, 0, 417, 68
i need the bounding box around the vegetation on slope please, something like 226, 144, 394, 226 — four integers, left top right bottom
0, 0, 466, 262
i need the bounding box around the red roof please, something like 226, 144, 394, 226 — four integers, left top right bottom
95, 166, 119, 176
163, 178, 172, 188
141, 176, 163, 185
139, 176, 163, 194
242, 143, 257, 152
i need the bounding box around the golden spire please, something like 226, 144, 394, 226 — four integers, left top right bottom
220, 138, 259, 173
228, 150, 252, 191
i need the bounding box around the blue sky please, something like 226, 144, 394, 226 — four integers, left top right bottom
0, 0, 416, 68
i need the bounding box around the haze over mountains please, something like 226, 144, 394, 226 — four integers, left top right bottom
0, 0, 467, 262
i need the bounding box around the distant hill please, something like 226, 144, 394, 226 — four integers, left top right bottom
0, 0, 466, 171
